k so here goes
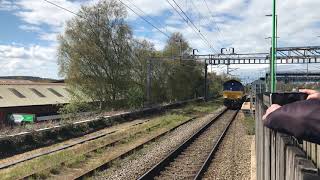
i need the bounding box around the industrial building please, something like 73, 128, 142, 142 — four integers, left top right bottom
0, 80, 70, 126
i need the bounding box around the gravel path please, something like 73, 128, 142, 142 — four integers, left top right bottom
154, 110, 236, 180
93, 107, 225, 180
203, 112, 252, 180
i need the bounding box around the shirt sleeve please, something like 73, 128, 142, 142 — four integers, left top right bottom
264, 99, 320, 144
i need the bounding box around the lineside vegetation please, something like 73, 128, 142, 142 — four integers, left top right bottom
57, 0, 230, 113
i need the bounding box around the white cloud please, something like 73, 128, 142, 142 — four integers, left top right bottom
10, 0, 320, 53
19, 24, 41, 32
0, 44, 58, 78
15, 0, 80, 28
0, 0, 18, 11
2, 0, 320, 79
39, 32, 58, 42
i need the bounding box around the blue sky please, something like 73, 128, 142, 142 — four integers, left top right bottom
0, 0, 320, 79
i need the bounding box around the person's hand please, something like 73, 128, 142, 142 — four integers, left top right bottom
262, 104, 282, 120
299, 89, 320, 100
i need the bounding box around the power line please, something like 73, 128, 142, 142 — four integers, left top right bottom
171, 0, 211, 44
43, 0, 81, 17
189, 0, 224, 47
166, 0, 207, 47
202, 0, 226, 47
44, 0, 171, 39
118, 0, 170, 39
43, 0, 171, 48
188, 0, 202, 27
42, 0, 145, 63
203, 0, 221, 33
124, 0, 168, 34
166, 0, 188, 23
166, 0, 218, 53
172, 0, 219, 53
172, 0, 199, 33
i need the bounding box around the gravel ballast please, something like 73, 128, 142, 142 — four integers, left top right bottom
203, 112, 252, 180
154, 110, 236, 180
94, 107, 225, 180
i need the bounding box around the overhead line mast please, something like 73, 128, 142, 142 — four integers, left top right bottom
271, 0, 277, 92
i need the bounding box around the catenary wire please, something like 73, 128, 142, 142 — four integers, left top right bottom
124, 0, 169, 34
203, 0, 226, 45
189, 0, 224, 48
166, 0, 218, 54
171, 0, 216, 50
117, 0, 171, 38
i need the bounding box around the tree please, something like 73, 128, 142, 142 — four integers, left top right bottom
58, 0, 133, 110
161, 33, 203, 100
129, 39, 156, 107
162, 32, 192, 57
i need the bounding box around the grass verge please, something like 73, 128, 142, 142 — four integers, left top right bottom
243, 114, 255, 135
0, 99, 223, 179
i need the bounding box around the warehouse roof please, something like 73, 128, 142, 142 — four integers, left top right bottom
0, 82, 71, 108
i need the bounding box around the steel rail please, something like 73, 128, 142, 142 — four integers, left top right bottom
0, 98, 203, 162
194, 110, 239, 179
72, 115, 203, 179
21, 115, 202, 180
138, 108, 232, 180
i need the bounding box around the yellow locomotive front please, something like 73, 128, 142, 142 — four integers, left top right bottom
223, 80, 245, 109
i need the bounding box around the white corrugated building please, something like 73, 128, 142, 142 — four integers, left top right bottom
0, 80, 71, 125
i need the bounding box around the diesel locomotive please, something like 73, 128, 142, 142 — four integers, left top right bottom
223, 80, 246, 109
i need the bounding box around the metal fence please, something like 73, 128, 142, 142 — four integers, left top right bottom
255, 94, 320, 180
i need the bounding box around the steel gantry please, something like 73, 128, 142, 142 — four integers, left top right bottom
193, 46, 320, 65
193, 46, 320, 101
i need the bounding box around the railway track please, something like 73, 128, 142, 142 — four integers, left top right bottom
138, 109, 238, 180
0, 113, 205, 179
41, 109, 227, 179
0, 98, 205, 164
0, 103, 225, 180
0, 119, 151, 170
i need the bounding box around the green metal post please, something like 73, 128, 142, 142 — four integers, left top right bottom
275, 16, 278, 75
271, 0, 277, 92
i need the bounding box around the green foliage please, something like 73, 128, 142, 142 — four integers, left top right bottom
127, 86, 144, 108
162, 32, 192, 57
57, 0, 232, 114
58, 0, 133, 110
58, 99, 94, 122
166, 61, 203, 101
207, 72, 233, 98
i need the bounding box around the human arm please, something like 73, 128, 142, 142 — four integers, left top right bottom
263, 100, 320, 144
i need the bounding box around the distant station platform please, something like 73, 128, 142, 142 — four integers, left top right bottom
265, 72, 320, 83
241, 102, 255, 114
